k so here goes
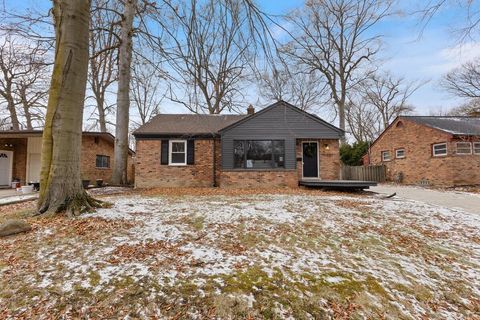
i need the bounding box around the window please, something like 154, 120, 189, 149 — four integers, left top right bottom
169, 140, 187, 165
433, 143, 447, 157
381, 151, 391, 162
474, 142, 480, 155
456, 142, 472, 155
96, 155, 110, 168
233, 140, 285, 169
395, 148, 405, 159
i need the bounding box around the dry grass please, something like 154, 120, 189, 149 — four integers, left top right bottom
1, 188, 479, 319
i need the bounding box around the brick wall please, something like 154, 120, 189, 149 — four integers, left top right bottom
0, 138, 27, 184
219, 169, 298, 188
367, 118, 480, 186
135, 138, 215, 188
295, 139, 340, 181
80, 135, 134, 185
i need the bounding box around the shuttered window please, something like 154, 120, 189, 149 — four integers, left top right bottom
169, 140, 187, 165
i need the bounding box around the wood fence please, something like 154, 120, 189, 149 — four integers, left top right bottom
341, 165, 386, 182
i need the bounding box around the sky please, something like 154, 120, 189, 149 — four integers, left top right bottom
2, 0, 479, 123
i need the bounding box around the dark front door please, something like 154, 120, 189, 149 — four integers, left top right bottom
302, 142, 318, 178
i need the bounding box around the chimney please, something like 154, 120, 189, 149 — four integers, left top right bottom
247, 104, 255, 115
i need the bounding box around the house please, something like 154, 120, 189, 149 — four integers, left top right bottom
363, 116, 480, 186
0, 130, 135, 187
133, 101, 344, 188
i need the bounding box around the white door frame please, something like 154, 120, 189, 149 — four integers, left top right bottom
0, 150, 13, 186
301, 141, 320, 179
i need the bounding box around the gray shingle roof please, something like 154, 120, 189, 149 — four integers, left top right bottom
133, 114, 247, 136
404, 116, 480, 136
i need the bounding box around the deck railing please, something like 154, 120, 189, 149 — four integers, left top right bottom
341, 165, 386, 182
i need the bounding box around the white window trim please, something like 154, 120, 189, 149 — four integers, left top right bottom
432, 143, 447, 157
456, 142, 472, 155
395, 148, 405, 159
474, 142, 480, 155
169, 140, 187, 166
381, 151, 391, 162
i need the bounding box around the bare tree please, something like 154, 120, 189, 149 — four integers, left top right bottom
257, 62, 329, 112
417, 1, 480, 41
38, 0, 101, 215
156, 0, 253, 114
0, 36, 49, 130
361, 72, 420, 129
442, 58, 480, 99
283, 0, 392, 134
448, 98, 480, 116
87, 0, 120, 132
131, 56, 165, 126
345, 98, 381, 142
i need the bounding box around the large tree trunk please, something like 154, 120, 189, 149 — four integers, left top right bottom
112, 0, 135, 185
38, 0, 101, 215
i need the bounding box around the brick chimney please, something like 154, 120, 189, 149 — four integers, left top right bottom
247, 104, 255, 115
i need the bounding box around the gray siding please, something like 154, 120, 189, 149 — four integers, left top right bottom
221, 103, 342, 169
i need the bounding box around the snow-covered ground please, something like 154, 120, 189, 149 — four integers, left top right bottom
1, 192, 479, 319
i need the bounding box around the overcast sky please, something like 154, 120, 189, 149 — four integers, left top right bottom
3, 0, 478, 121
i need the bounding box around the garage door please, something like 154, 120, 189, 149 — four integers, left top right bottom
28, 153, 41, 183
0, 150, 13, 186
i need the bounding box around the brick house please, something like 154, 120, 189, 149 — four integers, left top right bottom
0, 131, 135, 187
363, 116, 480, 186
133, 101, 344, 188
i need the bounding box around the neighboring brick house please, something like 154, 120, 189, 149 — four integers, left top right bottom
0, 131, 135, 187
133, 101, 344, 188
363, 116, 480, 186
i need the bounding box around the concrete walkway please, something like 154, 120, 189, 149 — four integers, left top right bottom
0, 188, 38, 205
370, 184, 480, 215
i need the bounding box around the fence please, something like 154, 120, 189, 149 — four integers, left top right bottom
341, 165, 386, 182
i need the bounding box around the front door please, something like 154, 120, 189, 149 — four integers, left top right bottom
302, 142, 318, 178
0, 150, 13, 186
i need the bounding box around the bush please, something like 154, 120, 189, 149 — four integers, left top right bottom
340, 141, 369, 166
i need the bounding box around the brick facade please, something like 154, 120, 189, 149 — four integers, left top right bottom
295, 139, 340, 181
135, 137, 341, 188
1, 135, 133, 187
366, 118, 480, 186
219, 170, 298, 188
0, 138, 27, 184
80, 135, 134, 185
135, 139, 216, 188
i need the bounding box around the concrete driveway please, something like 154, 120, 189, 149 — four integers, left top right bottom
370, 184, 480, 215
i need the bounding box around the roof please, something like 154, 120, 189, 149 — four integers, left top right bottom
219, 100, 344, 135
133, 114, 247, 137
402, 116, 480, 136
0, 130, 135, 155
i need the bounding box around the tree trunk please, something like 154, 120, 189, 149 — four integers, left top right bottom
38, 0, 101, 215
112, 0, 135, 185
19, 88, 33, 130
6, 96, 20, 130
94, 91, 107, 132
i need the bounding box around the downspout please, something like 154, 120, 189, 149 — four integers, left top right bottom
212, 135, 217, 187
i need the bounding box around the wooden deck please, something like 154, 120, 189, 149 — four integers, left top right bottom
299, 180, 377, 189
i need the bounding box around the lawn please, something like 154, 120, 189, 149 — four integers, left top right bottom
1, 188, 479, 319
